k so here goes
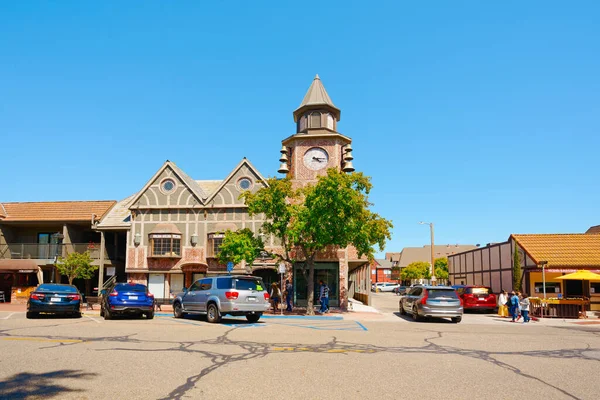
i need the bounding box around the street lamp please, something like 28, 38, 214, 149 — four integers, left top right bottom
539, 260, 548, 319
419, 222, 436, 285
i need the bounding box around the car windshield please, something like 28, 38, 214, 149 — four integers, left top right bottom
467, 287, 491, 295
428, 289, 458, 299
115, 284, 146, 293
37, 284, 78, 293
234, 278, 264, 291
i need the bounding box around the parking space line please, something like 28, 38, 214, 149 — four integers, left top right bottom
0, 313, 16, 320
84, 315, 101, 324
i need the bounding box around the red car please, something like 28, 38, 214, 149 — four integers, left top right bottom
452, 285, 497, 312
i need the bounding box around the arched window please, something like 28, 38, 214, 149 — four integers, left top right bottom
326, 114, 334, 130
298, 115, 307, 132
310, 112, 321, 128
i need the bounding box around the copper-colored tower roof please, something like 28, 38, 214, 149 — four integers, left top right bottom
293, 74, 341, 122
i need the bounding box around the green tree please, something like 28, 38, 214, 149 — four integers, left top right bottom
218, 228, 264, 269
513, 246, 522, 290
434, 257, 449, 280
242, 169, 392, 314
400, 261, 431, 281
55, 251, 97, 285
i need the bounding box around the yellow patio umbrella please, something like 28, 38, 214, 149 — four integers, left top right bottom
555, 270, 600, 281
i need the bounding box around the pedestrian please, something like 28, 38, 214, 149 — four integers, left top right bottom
270, 282, 281, 313
520, 293, 531, 323
318, 280, 330, 314
516, 291, 523, 321
509, 291, 519, 322
285, 279, 293, 312
497, 290, 508, 318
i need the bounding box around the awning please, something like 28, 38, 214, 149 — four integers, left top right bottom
149, 223, 182, 235
0, 259, 39, 273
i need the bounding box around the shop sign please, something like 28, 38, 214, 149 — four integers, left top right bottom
18, 270, 35, 273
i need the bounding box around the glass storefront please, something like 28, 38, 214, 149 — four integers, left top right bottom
294, 262, 339, 307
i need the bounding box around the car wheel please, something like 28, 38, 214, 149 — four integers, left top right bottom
103, 309, 112, 320
246, 313, 261, 323
100, 308, 104, 317
412, 306, 421, 322
399, 301, 405, 315
206, 303, 221, 323
73, 312, 82, 318
26, 312, 38, 319
146, 311, 154, 320
173, 302, 185, 318
452, 316, 462, 323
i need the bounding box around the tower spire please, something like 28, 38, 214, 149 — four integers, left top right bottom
293, 74, 341, 122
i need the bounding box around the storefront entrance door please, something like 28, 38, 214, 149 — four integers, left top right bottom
148, 274, 165, 299
294, 262, 339, 307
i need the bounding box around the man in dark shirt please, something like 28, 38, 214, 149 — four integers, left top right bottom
285, 280, 293, 312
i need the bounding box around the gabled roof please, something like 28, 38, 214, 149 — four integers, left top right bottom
390, 245, 478, 268
375, 258, 393, 268
0, 201, 116, 222
204, 158, 268, 205
128, 160, 208, 208
586, 225, 600, 234
293, 74, 341, 121
511, 234, 600, 268
96, 194, 135, 229
195, 180, 223, 198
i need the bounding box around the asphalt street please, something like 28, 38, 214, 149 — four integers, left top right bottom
0, 293, 599, 400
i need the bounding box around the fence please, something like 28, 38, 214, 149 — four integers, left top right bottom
0, 243, 105, 260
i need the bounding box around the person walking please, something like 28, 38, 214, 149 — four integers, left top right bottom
285, 279, 293, 312
520, 293, 531, 323
509, 291, 520, 322
270, 282, 281, 313
497, 290, 508, 318
318, 280, 330, 314
516, 291, 523, 321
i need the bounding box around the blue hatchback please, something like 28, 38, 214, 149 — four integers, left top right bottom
101, 282, 155, 320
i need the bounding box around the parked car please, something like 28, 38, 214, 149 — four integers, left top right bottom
452, 285, 497, 312
378, 282, 400, 292
172, 275, 270, 323
394, 285, 408, 295
399, 285, 463, 323
101, 282, 155, 320
371, 282, 386, 292
27, 283, 82, 319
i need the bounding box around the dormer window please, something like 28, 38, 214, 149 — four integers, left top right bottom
310, 111, 321, 128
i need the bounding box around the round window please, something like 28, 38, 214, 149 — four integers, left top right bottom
238, 177, 252, 190
162, 179, 175, 193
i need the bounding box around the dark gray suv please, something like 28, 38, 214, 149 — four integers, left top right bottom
172, 275, 270, 323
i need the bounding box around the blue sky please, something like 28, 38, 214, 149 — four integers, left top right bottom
1, 1, 598, 256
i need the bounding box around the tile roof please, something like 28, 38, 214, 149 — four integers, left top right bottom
0, 201, 116, 222
511, 234, 600, 268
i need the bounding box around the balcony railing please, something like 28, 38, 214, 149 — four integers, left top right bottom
0, 243, 106, 260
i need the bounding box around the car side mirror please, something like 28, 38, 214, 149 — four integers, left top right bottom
100, 289, 107, 296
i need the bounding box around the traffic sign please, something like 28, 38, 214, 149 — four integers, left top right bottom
278, 263, 286, 274
227, 262, 234, 272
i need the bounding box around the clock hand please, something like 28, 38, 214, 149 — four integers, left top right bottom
312, 157, 326, 162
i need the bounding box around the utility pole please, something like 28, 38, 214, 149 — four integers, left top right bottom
419, 222, 436, 285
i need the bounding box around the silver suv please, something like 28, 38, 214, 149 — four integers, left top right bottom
172, 275, 270, 323
399, 285, 463, 323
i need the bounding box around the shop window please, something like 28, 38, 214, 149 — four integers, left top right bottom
384, 270, 391, 275
590, 282, 600, 295
207, 233, 224, 257
534, 282, 561, 294
149, 234, 181, 257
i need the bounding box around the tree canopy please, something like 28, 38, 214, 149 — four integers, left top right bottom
55, 251, 97, 285
241, 168, 393, 314
217, 228, 264, 269
400, 261, 431, 281
434, 257, 449, 280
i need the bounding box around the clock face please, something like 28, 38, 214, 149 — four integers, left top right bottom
303, 147, 329, 171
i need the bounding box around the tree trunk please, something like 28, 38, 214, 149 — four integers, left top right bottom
68, 275, 74, 285
306, 258, 315, 315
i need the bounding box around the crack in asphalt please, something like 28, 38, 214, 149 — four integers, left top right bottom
1, 322, 598, 399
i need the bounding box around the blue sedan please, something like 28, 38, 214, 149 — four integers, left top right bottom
27, 283, 82, 318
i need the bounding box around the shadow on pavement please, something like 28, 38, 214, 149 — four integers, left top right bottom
0, 369, 96, 399
392, 312, 454, 324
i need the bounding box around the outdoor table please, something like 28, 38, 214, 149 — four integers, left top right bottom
530, 298, 590, 319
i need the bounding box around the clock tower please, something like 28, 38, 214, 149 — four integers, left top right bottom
278, 74, 354, 184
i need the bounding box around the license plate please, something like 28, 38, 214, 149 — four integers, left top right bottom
51, 297, 61, 302
439, 301, 448, 305
479, 297, 487, 301
129, 296, 138, 300
247, 296, 256, 302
